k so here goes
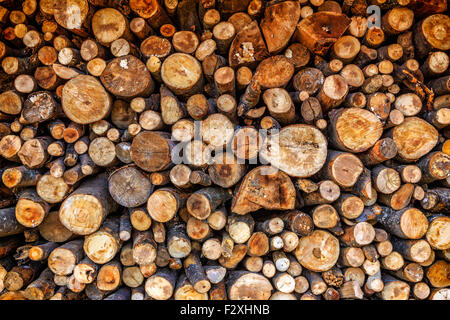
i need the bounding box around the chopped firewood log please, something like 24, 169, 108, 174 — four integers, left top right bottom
0, 0, 448, 302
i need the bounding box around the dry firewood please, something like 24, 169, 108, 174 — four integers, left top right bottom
101, 55, 154, 99
254, 55, 294, 89
318, 150, 363, 188
62, 75, 112, 124
377, 183, 414, 210
227, 271, 272, 300
425, 215, 449, 252
108, 164, 153, 208
231, 166, 295, 215
414, 14, 450, 58
294, 12, 351, 56
0, 0, 448, 302
380, 274, 410, 300
3, 260, 44, 291
148, 187, 187, 223
2, 165, 40, 189
329, 107, 383, 153
228, 20, 268, 69
426, 260, 450, 288
376, 206, 428, 240
160, 53, 204, 98
260, 1, 300, 54
262, 88, 296, 125
339, 280, 363, 299
312, 204, 340, 230
37, 210, 73, 243
186, 187, 231, 220
294, 230, 340, 272
278, 211, 313, 237
417, 151, 449, 184
0, 207, 25, 237
83, 216, 121, 264
59, 173, 117, 235
173, 273, 207, 300
302, 180, 341, 206
260, 124, 327, 178
387, 116, 439, 161
359, 138, 398, 166
413, 282, 431, 300
48, 239, 84, 276
182, 253, 210, 293
96, 259, 122, 291
23, 268, 55, 300
15, 188, 50, 228
226, 212, 254, 244
36, 174, 70, 204
186, 216, 212, 241
167, 221, 191, 259
130, 131, 175, 172
219, 243, 247, 269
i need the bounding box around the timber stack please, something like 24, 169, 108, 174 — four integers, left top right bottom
0, 0, 449, 301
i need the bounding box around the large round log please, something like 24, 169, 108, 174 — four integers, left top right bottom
62, 75, 112, 124
227, 271, 273, 300
260, 1, 300, 54
231, 166, 296, 215
161, 53, 204, 97
59, 173, 117, 235
130, 131, 175, 172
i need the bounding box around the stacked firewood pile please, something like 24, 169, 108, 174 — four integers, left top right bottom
0, 0, 449, 301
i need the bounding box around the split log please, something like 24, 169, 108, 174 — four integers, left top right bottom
260, 1, 300, 54
130, 131, 175, 172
